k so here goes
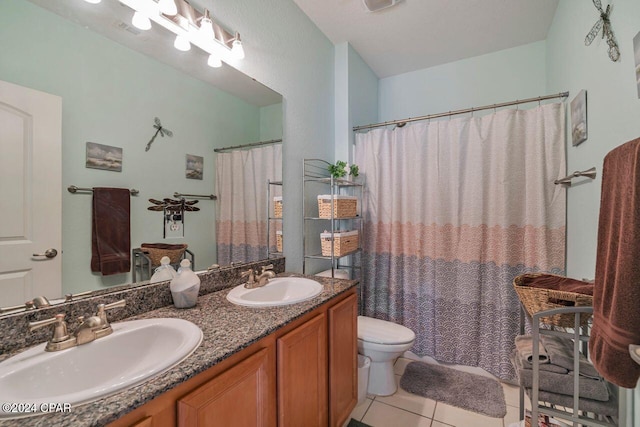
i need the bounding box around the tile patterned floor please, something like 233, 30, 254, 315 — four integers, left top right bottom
349, 356, 532, 427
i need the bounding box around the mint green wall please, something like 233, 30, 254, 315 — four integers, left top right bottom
335, 43, 350, 162
259, 103, 283, 141
335, 42, 378, 162
546, 1, 640, 424
211, 0, 335, 272
546, 0, 640, 280
378, 41, 547, 121
0, 0, 262, 293
348, 44, 379, 158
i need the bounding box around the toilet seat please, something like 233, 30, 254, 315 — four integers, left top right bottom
357, 316, 415, 345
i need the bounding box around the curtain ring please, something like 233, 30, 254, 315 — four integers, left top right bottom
470, 108, 474, 117
448, 111, 452, 120
516, 101, 519, 110
538, 99, 541, 107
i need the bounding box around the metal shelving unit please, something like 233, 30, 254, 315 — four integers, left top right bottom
266, 179, 283, 259
518, 306, 618, 427
302, 159, 363, 280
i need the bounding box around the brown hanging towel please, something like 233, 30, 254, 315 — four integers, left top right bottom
589, 137, 640, 388
91, 187, 131, 276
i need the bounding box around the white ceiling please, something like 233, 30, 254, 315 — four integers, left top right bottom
293, 0, 559, 78
27, 0, 282, 107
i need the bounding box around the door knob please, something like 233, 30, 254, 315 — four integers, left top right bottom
32, 248, 58, 259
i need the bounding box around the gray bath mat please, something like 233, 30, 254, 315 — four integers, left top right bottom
399, 361, 507, 418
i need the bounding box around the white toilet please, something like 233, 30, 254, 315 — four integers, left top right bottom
357, 315, 416, 396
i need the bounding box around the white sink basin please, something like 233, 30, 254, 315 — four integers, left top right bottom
0, 318, 202, 419
227, 277, 323, 307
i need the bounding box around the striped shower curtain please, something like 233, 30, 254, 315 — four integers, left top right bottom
215, 144, 282, 265
354, 103, 566, 380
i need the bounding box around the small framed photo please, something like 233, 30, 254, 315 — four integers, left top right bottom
634, 31, 640, 98
570, 90, 588, 146
186, 154, 203, 180
86, 142, 123, 172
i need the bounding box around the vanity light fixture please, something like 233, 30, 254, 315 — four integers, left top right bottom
174, 34, 191, 51
84, 0, 102, 4
199, 9, 215, 39
157, 0, 178, 16
109, 0, 245, 67
207, 54, 222, 68
131, 10, 152, 30
231, 32, 245, 60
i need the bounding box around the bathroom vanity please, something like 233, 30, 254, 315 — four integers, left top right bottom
0, 262, 357, 427
109, 287, 357, 427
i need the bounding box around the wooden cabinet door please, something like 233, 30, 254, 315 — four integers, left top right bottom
277, 313, 328, 427
328, 293, 358, 427
177, 347, 276, 427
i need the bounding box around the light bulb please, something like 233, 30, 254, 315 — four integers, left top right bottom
84, 0, 102, 4
131, 11, 151, 31
158, 0, 177, 15
199, 10, 215, 40
174, 34, 191, 52
231, 35, 245, 60
207, 54, 222, 68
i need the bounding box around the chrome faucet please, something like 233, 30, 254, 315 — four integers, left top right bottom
241, 264, 276, 289
28, 300, 126, 352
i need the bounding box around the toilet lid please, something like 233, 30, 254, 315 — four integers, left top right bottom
357, 316, 415, 345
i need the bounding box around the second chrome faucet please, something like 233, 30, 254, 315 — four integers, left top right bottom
241, 264, 276, 289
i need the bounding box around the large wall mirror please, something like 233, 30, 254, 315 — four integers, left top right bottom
0, 0, 283, 311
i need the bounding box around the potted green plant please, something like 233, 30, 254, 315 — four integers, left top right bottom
328, 161, 359, 181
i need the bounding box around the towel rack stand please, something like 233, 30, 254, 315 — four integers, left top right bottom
173, 192, 217, 200
67, 185, 139, 196
554, 167, 597, 186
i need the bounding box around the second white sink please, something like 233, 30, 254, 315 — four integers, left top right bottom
227, 277, 323, 307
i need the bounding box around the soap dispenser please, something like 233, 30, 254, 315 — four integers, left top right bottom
149, 256, 177, 284
169, 259, 200, 308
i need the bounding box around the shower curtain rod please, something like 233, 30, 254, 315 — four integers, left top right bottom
214, 138, 282, 153
352, 92, 569, 132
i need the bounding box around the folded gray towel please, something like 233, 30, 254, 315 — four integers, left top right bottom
515, 335, 549, 364
523, 388, 618, 416
540, 335, 601, 379
515, 355, 569, 375
513, 351, 609, 402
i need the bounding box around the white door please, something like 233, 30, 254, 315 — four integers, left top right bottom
0, 80, 62, 307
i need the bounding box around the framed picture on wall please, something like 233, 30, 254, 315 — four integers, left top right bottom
186, 154, 203, 180
570, 90, 588, 146
86, 142, 123, 172
634, 31, 640, 98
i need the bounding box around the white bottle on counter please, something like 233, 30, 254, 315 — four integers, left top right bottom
169, 259, 200, 308
149, 256, 177, 284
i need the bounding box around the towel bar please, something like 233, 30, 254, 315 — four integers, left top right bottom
68, 185, 139, 196
554, 167, 596, 186
173, 192, 217, 200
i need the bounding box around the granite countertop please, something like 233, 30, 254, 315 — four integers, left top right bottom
0, 275, 357, 427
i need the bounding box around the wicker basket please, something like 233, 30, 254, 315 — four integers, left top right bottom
140, 243, 188, 266
321, 230, 359, 257
274, 196, 283, 218
317, 195, 357, 219
513, 273, 593, 327
276, 231, 283, 253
